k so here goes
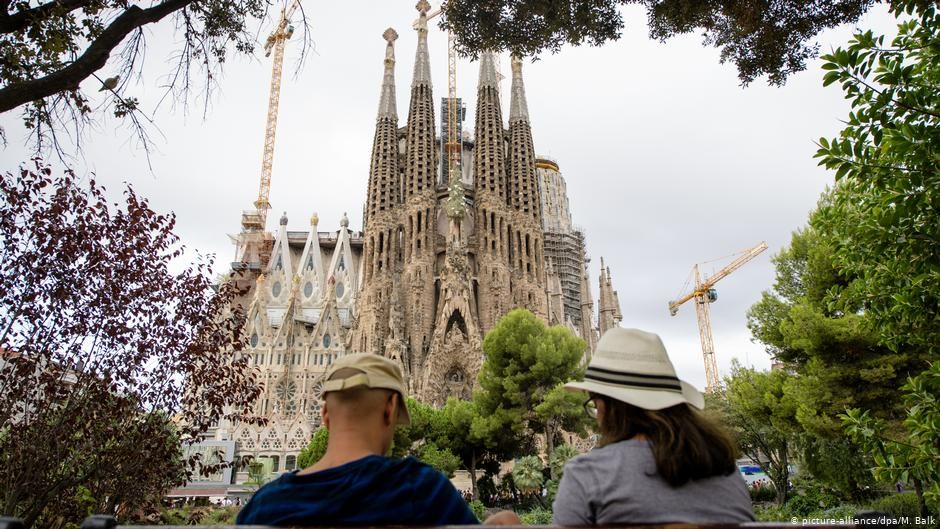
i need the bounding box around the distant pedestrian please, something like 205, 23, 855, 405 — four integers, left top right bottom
896, 481, 904, 493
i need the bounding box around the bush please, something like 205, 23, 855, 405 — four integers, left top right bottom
820, 504, 859, 520
750, 484, 777, 502
159, 504, 239, 525
786, 476, 842, 515
519, 506, 553, 525
203, 505, 239, 525
755, 502, 862, 522
867, 493, 921, 529
467, 499, 486, 522
754, 503, 789, 522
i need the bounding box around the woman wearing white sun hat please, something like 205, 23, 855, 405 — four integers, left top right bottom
552, 328, 754, 525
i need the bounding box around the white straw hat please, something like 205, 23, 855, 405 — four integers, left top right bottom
565, 328, 704, 410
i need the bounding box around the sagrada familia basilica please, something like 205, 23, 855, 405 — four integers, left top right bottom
214, 3, 624, 479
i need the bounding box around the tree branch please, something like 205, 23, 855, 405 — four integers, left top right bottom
0, 0, 194, 114
0, 0, 91, 35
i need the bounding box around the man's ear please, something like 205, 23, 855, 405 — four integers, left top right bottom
383, 392, 397, 427
322, 402, 330, 429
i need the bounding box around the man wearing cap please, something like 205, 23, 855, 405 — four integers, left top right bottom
237, 353, 518, 526
553, 328, 753, 525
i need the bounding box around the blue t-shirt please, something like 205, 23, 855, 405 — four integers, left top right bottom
236, 455, 478, 526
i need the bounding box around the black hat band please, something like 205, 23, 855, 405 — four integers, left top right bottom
584, 366, 683, 393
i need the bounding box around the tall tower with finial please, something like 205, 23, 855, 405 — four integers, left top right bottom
598, 257, 623, 335
472, 51, 514, 330
399, 0, 440, 389
506, 55, 547, 317
352, 28, 404, 357
579, 262, 597, 353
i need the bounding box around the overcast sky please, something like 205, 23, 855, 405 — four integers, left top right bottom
0, 2, 898, 391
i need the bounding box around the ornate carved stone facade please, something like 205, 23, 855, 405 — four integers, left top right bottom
226, 212, 363, 475
351, 6, 558, 407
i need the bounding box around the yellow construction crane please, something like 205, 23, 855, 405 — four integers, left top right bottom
445, 23, 460, 178
668, 241, 768, 394
242, 0, 301, 233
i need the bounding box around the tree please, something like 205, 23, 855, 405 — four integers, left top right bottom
476, 309, 587, 458
297, 397, 463, 479
533, 384, 592, 457
437, 396, 523, 501
0, 0, 310, 153
0, 159, 263, 527
548, 444, 579, 482
807, 2, 939, 506
722, 362, 799, 505
442, 0, 881, 86
813, 0, 940, 356
746, 225, 917, 499
296, 427, 329, 470
415, 444, 462, 479
545, 443, 579, 502
842, 363, 940, 517
511, 455, 545, 499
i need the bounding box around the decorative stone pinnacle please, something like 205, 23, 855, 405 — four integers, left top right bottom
478, 51, 499, 88
383, 27, 398, 43
310, 212, 319, 226
416, 0, 430, 14
340, 212, 350, 228
279, 212, 288, 226
511, 54, 523, 72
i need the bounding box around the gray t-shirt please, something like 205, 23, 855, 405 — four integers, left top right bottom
553, 439, 754, 525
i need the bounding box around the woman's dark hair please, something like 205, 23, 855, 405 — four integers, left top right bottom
594, 394, 738, 487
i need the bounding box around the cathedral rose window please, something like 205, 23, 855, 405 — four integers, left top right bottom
276, 380, 297, 416
335, 282, 345, 298
304, 281, 314, 298
272, 281, 282, 298
250, 332, 259, 348
322, 334, 331, 348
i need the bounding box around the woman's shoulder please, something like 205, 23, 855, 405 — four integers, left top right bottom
565, 439, 651, 471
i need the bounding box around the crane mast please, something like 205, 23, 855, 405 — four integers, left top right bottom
446, 28, 460, 176
413, 4, 458, 179
669, 241, 768, 393
242, 0, 300, 233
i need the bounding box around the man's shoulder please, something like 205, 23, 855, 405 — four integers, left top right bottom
247, 471, 297, 498
388, 456, 451, 484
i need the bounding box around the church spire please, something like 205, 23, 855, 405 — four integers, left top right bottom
579, 261, 597, 352
473, 51, 508, 204
366, 28, 402, 223
509, 55, 529, 123
507, 55, 540, 222
404, 0, 437, 198
377, 28, 398, 120
412, 0, 432, 88
478, 50, 500, 89
598, 258, 623, 335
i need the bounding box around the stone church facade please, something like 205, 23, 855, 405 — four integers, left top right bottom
213, 3, 625, 480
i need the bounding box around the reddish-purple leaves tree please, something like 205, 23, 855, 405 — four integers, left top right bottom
0, 159, 264, 527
